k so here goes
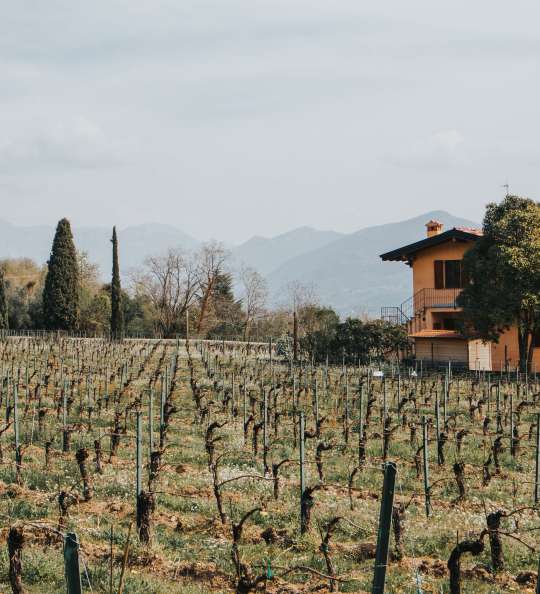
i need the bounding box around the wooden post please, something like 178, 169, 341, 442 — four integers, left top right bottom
24, 366, 29, 408
422, 416, 430, 517
64, 532, 83, 594
148, 388, 154, 456
486, 373, 491, 413
13, 384, 20, 459
242, 376, 247, 438
382, 377, 387, 425
109, 526, 114, 594
443, 375, 448, 425
263, 388, 269, 474
231, 372, 235, 420
344, 370, 350, 444
159, 374, 165, 444
510, 389, 515, 457
371, 462, 397, 594
358, 382, 364, 464
314, 378, 319, 428
5, 371, 10, 423
117, 522, 132, 594
496, 382, 502, 434
435, 390, 441, 465
535, 412, 540, 505
293, 310, 298, 363
299, 411, 306, 533
136, 412, 142, 499
14, 384, 21, 480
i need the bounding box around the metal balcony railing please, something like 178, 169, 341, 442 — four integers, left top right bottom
381, 288, 462, 329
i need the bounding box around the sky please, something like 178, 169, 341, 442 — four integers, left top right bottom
2, 1, 540, 243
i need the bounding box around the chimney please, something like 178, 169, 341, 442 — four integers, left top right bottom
425, 220, 443, 238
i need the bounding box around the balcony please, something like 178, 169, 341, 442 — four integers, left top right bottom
413, 288, 462, 312
381, 288, 462, 333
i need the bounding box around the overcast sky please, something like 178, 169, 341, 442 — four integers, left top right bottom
2, 1, 540, 242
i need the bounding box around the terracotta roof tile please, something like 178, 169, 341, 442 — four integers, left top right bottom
455, 226, 483, 236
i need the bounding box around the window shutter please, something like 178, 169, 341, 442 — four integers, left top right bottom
444, 260, 461, 289
434, 260, 444, 289
461, 262, 469, 287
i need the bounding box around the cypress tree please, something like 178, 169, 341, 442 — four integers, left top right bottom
110, 226, 124, 339
0, 267, 8, 330
42, 218, 79, 331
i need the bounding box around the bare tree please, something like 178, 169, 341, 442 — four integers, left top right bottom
240, 265, 267, 340
196, 241, 229, 333
284, 280, 318, 313
133, 248, 198, 337
77, 251, 101, 293
283, 280, 323, 336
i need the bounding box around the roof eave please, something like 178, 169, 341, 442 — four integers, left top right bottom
379, 228, 481, 262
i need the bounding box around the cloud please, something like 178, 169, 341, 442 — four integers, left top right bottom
0, 117, 128, 172
432, 130, 464, 152
385, 129, 465, 169
1, 1, 540, 239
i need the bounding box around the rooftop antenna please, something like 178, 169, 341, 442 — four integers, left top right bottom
502, 182, 510, 197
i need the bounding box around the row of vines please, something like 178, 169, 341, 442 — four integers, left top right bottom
0, 336, 538, 593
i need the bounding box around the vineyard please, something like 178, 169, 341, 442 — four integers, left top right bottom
0, 336, 539, 593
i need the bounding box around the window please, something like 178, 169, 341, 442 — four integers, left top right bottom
434, 260, 463, 289
445, 261, 462, 289
443, 317, 457, 330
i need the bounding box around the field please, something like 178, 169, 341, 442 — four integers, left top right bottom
0, 336, 538, 593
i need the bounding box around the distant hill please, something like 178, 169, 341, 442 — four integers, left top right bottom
0, 211, 479, 316
232, 227, 344, 275
0, 220, 197, 278
265, 211, 480, 316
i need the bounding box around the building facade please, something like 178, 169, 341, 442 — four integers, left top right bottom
380, 220, 540, 371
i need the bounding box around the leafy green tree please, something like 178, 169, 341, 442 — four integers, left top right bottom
8, 288, 33, 330
80, 291, 111, 335
298, 307, 340, 361
42, 218, 80, 331
123, 292, 154, 336
110, 226, 124, 339
0, 267, 8, 330
206, 272, 244, 339
458, 195, 540, 371
301, 316, 409, 364
0, 258, 44, 331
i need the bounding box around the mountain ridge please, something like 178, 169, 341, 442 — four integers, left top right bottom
232, 226, 345, 275
265, 210, 480, 316
0, 211, 480, 316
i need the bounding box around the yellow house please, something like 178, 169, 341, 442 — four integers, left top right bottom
380, 220, 540, 371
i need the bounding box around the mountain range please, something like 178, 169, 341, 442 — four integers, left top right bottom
263, 211, 479, 316
0, 210, 479, 316
0, 219, 197, 276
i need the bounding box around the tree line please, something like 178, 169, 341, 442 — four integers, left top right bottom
0, 218, 267, 339
2, 193, 539, 367
0, 217, 410, 362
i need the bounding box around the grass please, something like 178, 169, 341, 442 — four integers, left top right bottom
0, 337, 538, 593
